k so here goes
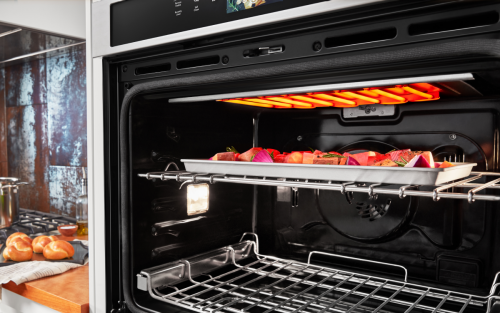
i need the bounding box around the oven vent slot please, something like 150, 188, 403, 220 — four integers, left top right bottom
324, 28, 397, 49
135, 63, 171, 75
409, 11, 499, 36
177, 55, 220, 70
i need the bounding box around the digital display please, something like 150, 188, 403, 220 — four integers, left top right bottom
227, 0, 283, 14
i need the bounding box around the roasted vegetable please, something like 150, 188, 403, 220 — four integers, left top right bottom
274, 154, 287, 163
239, 147, 263, 162
405, 155, 432, 168
226, 146, 239, 153
216, 152, 236, 161
439, 161, 455, 168
252, 150, 273, 163
208, 147, 450, 170
374, 159, 398, 167
347, 156, 361, 166
265, 149, 280, 160
285, 152, 303, 163
313, 158, 339, 165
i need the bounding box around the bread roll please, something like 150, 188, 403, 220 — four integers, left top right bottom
3, 238, 33, 262
32, 235, 58, 253
43, 240, 75, 260
6, 232, 33, 246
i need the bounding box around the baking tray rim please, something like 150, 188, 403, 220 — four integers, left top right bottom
182, 159, 477, 173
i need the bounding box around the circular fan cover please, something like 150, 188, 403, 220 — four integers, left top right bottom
316, 189, 417, 242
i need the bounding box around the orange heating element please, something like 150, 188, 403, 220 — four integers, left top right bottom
218, 83, 441, 109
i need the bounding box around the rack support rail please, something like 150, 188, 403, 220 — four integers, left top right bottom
138, 168, 500, 203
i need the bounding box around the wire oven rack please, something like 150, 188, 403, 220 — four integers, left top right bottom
138, 233, 500, 313
138, 165, 500, 202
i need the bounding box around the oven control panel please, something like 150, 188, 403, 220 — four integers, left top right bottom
110, 0, 323, 47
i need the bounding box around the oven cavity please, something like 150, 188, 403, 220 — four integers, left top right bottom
104, 1, 500, 312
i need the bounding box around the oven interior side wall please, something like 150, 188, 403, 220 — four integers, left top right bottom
129, 99, 258, 283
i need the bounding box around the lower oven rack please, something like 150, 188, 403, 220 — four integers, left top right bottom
138, 234, 500, 313
138, 166, 500, 202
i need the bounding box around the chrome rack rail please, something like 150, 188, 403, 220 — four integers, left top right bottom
138, 170, 500, 203
138, 233, 500, 313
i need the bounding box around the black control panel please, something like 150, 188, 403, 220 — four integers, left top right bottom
111, 0, 324, 47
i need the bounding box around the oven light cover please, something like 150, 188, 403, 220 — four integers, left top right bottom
187, 183, 209, 216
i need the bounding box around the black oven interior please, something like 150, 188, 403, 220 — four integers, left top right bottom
105, 1, 500, 312
125, 93, 500, 312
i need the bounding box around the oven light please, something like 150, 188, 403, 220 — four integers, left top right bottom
187, 183, 209, 216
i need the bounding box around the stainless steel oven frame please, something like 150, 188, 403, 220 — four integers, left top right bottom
90, 0, 384, 58
87, 1, 500, 312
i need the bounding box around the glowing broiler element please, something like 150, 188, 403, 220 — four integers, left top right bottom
219, 82, 441, 109
187, 184, 209, 216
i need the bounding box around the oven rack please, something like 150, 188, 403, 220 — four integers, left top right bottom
138, 233, 500, 313
138, 169, 500, 203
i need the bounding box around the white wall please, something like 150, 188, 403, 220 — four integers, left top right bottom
0, 0, 86, 39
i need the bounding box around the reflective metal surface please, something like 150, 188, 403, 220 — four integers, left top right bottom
92, 0, 385, 57
0, 185, 19, 227
138, 170, 500, 203
138, 235, 500, 313
0, 180, 27, 227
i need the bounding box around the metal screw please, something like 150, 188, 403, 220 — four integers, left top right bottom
122, 65, 128, 72
372, 107, 376, 112
297, 136, 303, 141
222, 55, 229, 64
350, 112, 354, 116
365, 108, 371, 114
449, 134, 457, 140
312, 41, 322, 52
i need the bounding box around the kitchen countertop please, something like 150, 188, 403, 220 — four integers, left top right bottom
2, 234, 89, 313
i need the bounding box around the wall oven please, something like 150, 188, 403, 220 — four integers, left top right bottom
90, 0, 500, 312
